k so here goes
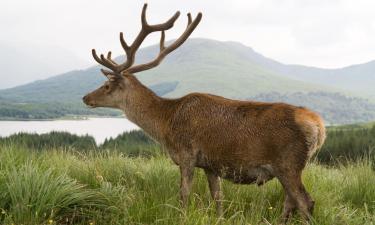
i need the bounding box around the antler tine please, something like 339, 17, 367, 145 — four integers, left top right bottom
92, 49, 102, 65
99, 54, 118, 70
106, 51, 118, 65
160, 31, 166, 51
114, 3, 180, 73
92, 4, 198, 75
120, 32, 131, 54
125, 12, 202, 74
141, 3, 181, 31
141, 3, 149, 28
148, 12, 180, 31
119, 32, 133, 69
91, 49, 119, 72
187, 13, 192, 26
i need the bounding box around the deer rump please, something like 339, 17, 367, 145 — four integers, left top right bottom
166, 93, 324, 185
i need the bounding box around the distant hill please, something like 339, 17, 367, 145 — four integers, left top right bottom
224, 41, 375, 98
0, 39, 328, 103
1, 38, 375, 124
135, 39, 332, 98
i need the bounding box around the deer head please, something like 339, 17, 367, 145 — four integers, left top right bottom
83, 4, 202, 109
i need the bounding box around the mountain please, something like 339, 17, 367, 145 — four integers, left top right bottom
222, 41, 375, 98
0, 42, 90, 89
0, 39, 330, 103
135, 39, 332, 98
1, 38, 375, 124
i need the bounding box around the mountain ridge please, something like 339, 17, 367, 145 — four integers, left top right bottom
1, 38, 375, 124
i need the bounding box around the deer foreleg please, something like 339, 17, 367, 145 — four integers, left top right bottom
179, 164, 195, 208
205, 169, 223, 217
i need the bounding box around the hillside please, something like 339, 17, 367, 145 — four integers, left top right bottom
135, 39, 330, 98
1, 38, 375, 124
230, 42, 375, 98
0, 39, 327, 103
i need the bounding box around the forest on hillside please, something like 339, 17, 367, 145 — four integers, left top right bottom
0, 101, 121, 120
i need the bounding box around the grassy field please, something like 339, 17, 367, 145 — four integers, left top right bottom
0, 145, 374, 225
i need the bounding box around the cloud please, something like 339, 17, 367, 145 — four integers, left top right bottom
1, 0, 375, 69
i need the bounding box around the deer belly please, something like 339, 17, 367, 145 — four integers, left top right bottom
195, 152, 274, 185
219, 165, 274, 185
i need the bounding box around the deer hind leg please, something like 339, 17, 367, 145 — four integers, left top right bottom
179, 164, 195, 209
281, 193, 297, 223
277, 171, 314, 222
204, 169, 223, 217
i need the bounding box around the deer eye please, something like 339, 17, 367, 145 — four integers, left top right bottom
104, 85, 110, 90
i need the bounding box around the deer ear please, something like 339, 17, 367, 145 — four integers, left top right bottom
106, 74, 118, 82
100, 69, 120, 82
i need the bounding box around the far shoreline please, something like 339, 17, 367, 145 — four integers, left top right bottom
0, 115, 123, 122
0, 117, 138, 144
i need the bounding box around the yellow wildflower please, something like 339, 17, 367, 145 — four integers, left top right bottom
96, 175, 104, 182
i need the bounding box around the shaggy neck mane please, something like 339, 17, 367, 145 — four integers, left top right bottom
119, 75, 173, 142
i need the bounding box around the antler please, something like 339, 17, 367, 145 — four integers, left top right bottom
92, 3, 202, 75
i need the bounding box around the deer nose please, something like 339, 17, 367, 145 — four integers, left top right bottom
82, 95, 89, 103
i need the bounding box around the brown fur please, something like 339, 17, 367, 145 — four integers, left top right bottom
83, 5, 326, 222
83, 74, 326, 222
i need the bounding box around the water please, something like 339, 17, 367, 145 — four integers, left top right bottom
0, 118, 139, 144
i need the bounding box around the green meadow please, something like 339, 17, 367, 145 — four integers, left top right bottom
0, 125, 375, 225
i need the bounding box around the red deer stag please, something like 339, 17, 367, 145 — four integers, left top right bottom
83, 3, 326, 223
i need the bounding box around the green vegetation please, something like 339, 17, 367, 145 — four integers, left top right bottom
1, 123, 375, 224
101, 131, 161, 157
320, 125, 375, 163
0, 101, 121, 120
0, 131, 162, 158
0, 132, 97, 150
0, 144, 374, 225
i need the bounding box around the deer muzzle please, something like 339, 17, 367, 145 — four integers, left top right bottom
82, 95, 96, 108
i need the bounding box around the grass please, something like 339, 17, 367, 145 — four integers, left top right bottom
0, 145, 374, 225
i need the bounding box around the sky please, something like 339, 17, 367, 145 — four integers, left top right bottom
1, 0, 375, 71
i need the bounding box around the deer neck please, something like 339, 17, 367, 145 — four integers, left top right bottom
119, 77, 171, 142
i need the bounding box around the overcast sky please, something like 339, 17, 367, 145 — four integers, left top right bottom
1, 0, 375, 69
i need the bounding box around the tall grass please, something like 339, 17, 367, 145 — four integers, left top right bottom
0, 145, 374, 224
